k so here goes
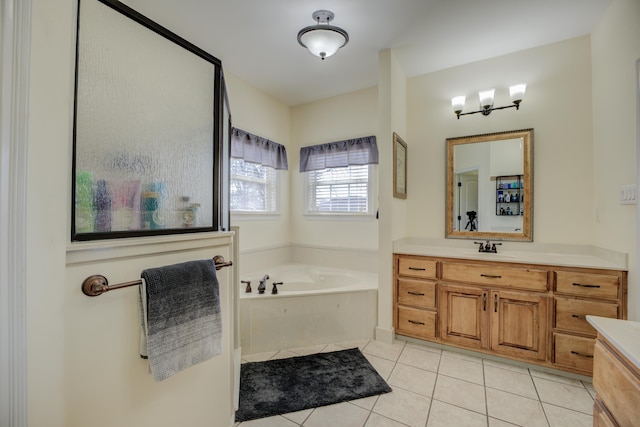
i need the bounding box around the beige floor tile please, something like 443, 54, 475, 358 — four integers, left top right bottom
321, 343, 347, 353
364, 413, 408, 427
270, 350, 300, 360
242, 351, 278, 363
363, 340, 405, 361
363, 353, 396, 380
281, 408, 313, 424
542, 403, 593, 427
484, 364, 538, 399
529, 369, 584, 387
441, 348, 484, 363
486, 388, 549, 427
388, 363, 437, 397
373, 387, 431, 427
532, 377, 593, 414
405, 341, 443, 355
433, 375, 486, 414
303, 402, 370, 427
483, 358, 530, 375
397, 345, 441, 372
488, 418, 520, 426
288, 344, 327, 356
427, 400, 488, 427
336, 339, 370, 350
438, 354, 485, 385
237, 415, 299, 426
350, 394, 380, 411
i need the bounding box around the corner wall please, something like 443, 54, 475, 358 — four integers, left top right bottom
591, 0, 640, 320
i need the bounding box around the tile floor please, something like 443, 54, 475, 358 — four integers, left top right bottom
235, 339, 595, 427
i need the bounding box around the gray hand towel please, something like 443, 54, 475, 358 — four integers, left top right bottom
139, 259, 222, 382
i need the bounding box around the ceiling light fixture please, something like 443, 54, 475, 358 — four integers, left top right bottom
452, 84, 527, 119
297, 10, 349, 60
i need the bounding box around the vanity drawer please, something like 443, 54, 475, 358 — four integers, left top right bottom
397, 306, 436, 339
441, 262, 548, 292
555, 271, 619, 300
555, 298, 618, 335
554, 333, 595, 373
398, 256, 437, 279
397, 278, 436, 309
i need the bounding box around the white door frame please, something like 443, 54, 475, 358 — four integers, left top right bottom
0, 0, 31, 425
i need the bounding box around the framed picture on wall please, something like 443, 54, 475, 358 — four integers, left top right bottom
393, 132, 407, 199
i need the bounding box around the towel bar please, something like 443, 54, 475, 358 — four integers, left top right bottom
81, 255, 232, 297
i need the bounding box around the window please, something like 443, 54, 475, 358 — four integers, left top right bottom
230, 158, 277, 213
299, 135, 378, 216
230, 128, 287, 214
305, 164, 374, 215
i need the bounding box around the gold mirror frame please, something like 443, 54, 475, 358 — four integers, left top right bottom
446, 128, 533, 242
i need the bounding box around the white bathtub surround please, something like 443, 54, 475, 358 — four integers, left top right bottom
239, 264, 378, 354
394, 237, 628, 270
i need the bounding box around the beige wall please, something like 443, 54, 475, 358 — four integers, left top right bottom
591, 0, 640, 320
406, 36, 595, 245
226, 73, 292, 253
290, 86, 379, 250
27, 0, 235, 426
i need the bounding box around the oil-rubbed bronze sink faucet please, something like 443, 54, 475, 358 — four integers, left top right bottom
474, 240, 502, 253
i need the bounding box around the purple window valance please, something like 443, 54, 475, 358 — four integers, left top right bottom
231, 128, 288, 170
299, 136, 378, 172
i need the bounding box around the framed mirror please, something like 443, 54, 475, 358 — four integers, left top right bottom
446, 128, 533, 241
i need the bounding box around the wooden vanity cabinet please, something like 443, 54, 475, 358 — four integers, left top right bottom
439, 261, 549, 361
552, 268, 626, 374
393, 253, 627, 375
394, 255, 438, 340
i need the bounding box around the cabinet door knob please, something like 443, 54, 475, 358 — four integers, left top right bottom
483, 293, 487, 311
494, 294, 498, 312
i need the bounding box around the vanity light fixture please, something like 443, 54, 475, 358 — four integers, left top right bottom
297, 10, 349, 60
452, 84, 527, 119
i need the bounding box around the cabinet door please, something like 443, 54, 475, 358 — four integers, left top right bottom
490, 290, 548, 360
439, 284, 488, 349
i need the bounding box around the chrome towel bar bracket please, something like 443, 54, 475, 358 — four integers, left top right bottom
81, 255, 232, 297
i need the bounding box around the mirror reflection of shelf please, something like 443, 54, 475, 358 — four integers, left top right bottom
496, 175, 523, 216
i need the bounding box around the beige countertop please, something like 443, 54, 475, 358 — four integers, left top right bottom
393, 237, 628, 270
587, 316, 640, 370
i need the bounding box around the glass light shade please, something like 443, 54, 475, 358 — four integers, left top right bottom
298, 26, 348, 59
509, 83, 527, 104
451, 96, 466, 114
478, 89, 495, 109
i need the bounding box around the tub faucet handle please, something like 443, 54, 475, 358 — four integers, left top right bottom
271, 282, 283, 295
241, 280, 252, 293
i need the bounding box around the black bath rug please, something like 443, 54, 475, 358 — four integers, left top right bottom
235, 348, 392, 422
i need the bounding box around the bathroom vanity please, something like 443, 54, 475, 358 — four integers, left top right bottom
587, 316, 640, 427
393, 239, 628, 376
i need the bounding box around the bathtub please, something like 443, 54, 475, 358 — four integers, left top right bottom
239, 264, 378, 354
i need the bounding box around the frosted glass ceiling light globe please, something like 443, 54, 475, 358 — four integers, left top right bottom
297, 10, 349, 60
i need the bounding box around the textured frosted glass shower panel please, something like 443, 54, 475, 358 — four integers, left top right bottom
74, 0, 217, 237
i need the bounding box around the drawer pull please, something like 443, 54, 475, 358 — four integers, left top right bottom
408, 319, 425, 325
571, 314, 586, 320
407, 291, 425, 296
571, 350, 594, 359
572, 282, 601, 288
494, 294, 498, 312
408, 267, 427, 271
481, 274, 502, 279
483, 293, 487, 311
